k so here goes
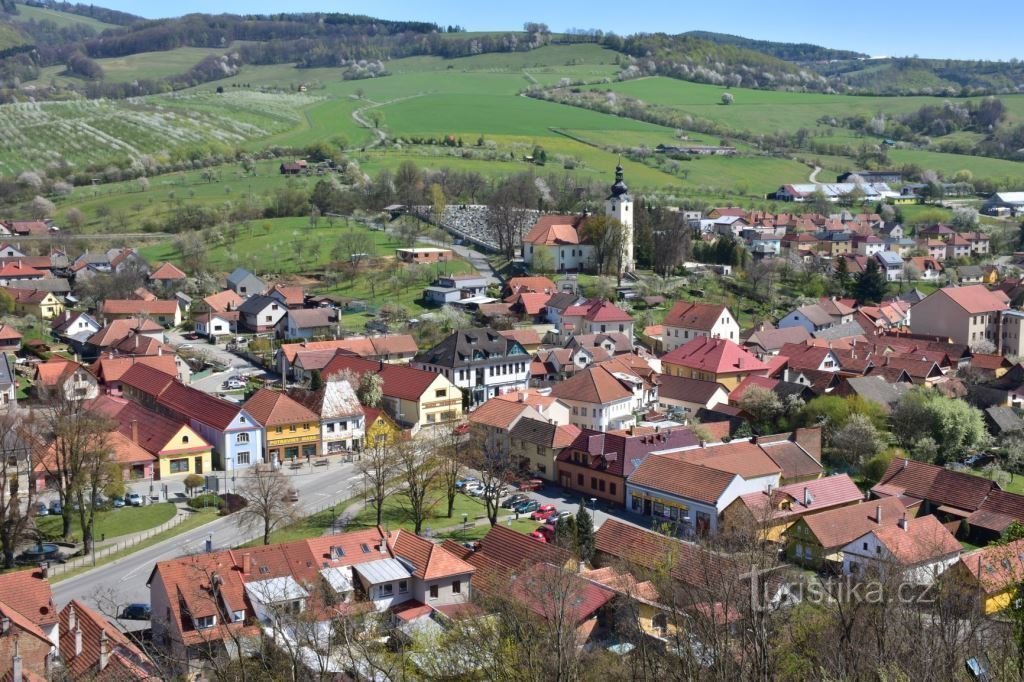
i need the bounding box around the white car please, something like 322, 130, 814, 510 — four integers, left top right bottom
126, 492, 143, 507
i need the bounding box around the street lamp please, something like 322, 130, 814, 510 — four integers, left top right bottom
589, 497, 598, 525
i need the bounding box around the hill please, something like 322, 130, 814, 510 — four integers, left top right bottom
682, 30, 866, 62
13, 1, 122, 31
0, 20, 28, 52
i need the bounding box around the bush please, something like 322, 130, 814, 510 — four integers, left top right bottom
219, 493, 248, 516
188, 493, 223, 510
183, 474, 205, 496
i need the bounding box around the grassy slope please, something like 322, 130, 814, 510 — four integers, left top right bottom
0, 21, 28, 50
33, 46, 229, 85
12, 2, 118, 31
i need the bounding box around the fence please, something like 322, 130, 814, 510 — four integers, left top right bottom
46, 510, 191, 577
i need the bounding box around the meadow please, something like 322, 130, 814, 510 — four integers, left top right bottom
31, 46, 231, 86
11, 3, 118, 31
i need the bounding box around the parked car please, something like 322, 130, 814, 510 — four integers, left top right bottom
528, 530, 549, 543
120, 603, 151, 620
178, 343, 193, 350
112, 497, 125, 508
546, 510, 573, 526
455, 477, 478, 490
93, 495, 109, 509
512, 499, 539, 514
34, 503, 49, 517
501, 493, 529, 509
49, 500, 62, 515
126, 492, 143, 507
223, 379, 246, 390
530, 504, 557, 521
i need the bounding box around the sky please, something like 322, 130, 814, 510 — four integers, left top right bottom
94, 0, 1024, 61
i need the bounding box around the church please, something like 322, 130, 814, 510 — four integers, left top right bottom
521, 164, 635, 274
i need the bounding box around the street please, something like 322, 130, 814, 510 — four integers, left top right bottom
52, 459, 363, 615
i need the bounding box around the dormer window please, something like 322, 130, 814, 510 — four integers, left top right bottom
195, 615, 216, 630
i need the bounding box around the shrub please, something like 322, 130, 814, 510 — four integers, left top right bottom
219, 493, 249, 516
188, 493, 223, 510
183, 474, 205, 496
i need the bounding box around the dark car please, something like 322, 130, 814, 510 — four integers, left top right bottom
501, 493, 529, 509
120, 603, 151, 620
512, 499, 539, 514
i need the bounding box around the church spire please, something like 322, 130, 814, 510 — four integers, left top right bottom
609, 161, 628, 199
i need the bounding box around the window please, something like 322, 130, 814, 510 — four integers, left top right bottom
380, 583, 394, 597
195, 615, 215, 630
577, 473, 584, 486
182, 436, 189, 444
876, 545, 882, 554
237, 452, 251, 466
862, 542, 868, 550
399, 580, 408, 594
599, 479, 606, 492
170, 458, 189, 473
436, 389, 446, 398
276, 426, 283, 434
610, 483, 617, 496
429, 584, 439, 600
360, 543, 371, 554
590, 477, 597, 490
326, 423, 335, 433
290, 425, 297, 432
452, 580, 461, 594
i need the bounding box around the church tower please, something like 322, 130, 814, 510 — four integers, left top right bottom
605, 162, 634, 273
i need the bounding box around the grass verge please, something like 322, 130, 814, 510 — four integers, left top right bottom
37, 503, 177, 542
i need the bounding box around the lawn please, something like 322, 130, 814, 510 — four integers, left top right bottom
36, 502, 177, 542
251, 500, 358, 546
347, 488, 513, 536
437, 518, 540, 542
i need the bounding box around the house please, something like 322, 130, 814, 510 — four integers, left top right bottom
289, 378, 365, 455
51, 310, 101, 348
33, 420, 156, 490
0, 324, 21, 352
875, 251, 904, 282
944, 538, 1024, 614
268, 284, 305, 310
779, 301, 851, 333
120, 364, 264, 472
100, 299, 181, 327
193, 312, 239, 340
58, 600, 158, 680
363, 406, 402, 450
243, 388, 322, 463
656, 374, 729, 417
743, 325, 812, 359
283, 308, 338, 340
626, 440, 784, 535
5, 287, 64, 320
557, 425, 699, 506
323, 354, 462, 427
193, 289, 244, 315
467, 396, 544, 456
661, 336, 769, 390
559, 298, 634, 338
34, 357, 99, 402
85, 318, 165, 358
910, 285, 1009, 350
396, 247, 453, 264
783, 498, 907, 570
946, 234, 972, 260
148, 261, 188, 289
0, 568, 59, 681
842, 513, 960, 584
0, 261, 45, 287
89, 395, 213, 480
550, 364, 654, 431
226, 268, 266, 298
722, 474, 864, 542
508, 417, 580, 480
412, 328, 529, 409
276, 335, 419, 379
543, 291, 583, 327
661, 301, 739, 351
0, 243, 25, 258
148, 528, 474, 677
237, 295, 287, 334
834, 375, 910, 412
504, 276, 557, 297
0, 353, 15, 411
497, 327, 543, 353
91, 353, 181, 394
957, 265, 985, 285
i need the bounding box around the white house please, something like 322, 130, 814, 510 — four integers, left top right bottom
412, 327, 530, 408
549, 365, 653, 431
289, 378, 365, 454
662, 301, 739, 351
841, 513, 961, 585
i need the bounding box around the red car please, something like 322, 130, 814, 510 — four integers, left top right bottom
530, 504, 557, 521
528, 530, 548, 543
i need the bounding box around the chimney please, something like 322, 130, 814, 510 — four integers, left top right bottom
11, 637, 21, 682
875, 505, 882, 524
241, 553, 251, 575
803, 487, 811, 506
74, 625, 82, 657
378, 537, 387, 554
379, 359, 384, 371
66, 604, 75, 633
898, 513, 908, 531
158, 346, 162, 356
38, 562, 48, 580
131, 420, 138, 444
766, 483, 773, 496
98, 630, 110, 672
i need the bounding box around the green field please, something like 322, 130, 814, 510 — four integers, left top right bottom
36, 502, 177, 542
0, 21, 28, 51
12, 2, 118, 32
33, 46, 230, 85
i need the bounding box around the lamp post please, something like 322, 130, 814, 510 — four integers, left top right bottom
589, 497, 598, 526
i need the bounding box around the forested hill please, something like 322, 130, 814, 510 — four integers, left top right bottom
682, 30, 867, 62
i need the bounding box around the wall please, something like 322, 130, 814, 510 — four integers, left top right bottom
557, 461, 625, 506
412, 572, 472, 607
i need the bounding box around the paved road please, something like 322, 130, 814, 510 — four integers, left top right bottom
52, 460, 362, 615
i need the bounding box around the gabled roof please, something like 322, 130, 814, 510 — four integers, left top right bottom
148, 261, 187, 281
522, 214, 586, 246
924, 285, 1009, 315
628, 454, 738, 504
958, 538, 1024, 595
243, 388, 319, 427
663, 301, 730, 331
872, 458, 995, 512
287, 308, 336, 329
101, 299, 178, 316
0, 568, 58, 628
656, 374, 727, 404
560, 425, 698, 478
549, 365, 633, 404
390, 530, 475, 580
88, 395, 210, 456
864, 515, 961, 566
270, 283, 305, 306
323, 353, 443, 403
201, 289, 244, 313
744, 325, 811, 353
564, 298, 632, 323
413, 327, 526, 368
237, 294, 280, 315
467, 397, 536, 430
735, 473, 863, 522
288, 378, 363, 421
796, 498, 906, 550
470, 524, 572, 570
508, 417, 580, 449
91, 354, 177, 385
662, 336, 768, 375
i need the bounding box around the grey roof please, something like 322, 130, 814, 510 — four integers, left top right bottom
287, 308, 336, 328
957, 265, 984, 278
319, 566, 354, 593
237, 294, 279, 315
745, 326, 811, 352
354, 557, 412, 584
509, 417, 560, 447
244, 576, 309, 604
227, 267, 265, 290
986, 406, 1024, 434
0, 353, 13, 388
413, 327, 528, 368
812, 321, 868, 341
657, 374, 726, 404
843, 376, 909, 409
545, 292, 580, 312
6, 278, 71, 294
876, 251, 903, 266
792, 304, 833, 327
896, 289, 927, 304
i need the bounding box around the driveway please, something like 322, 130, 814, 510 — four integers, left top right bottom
164, 330, 267, 396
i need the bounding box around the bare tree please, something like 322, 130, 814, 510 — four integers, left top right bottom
355, 433, 399, 527
0, 416, 35, 568
487, 173, 539, 260
235, 467, 299, 545
433, 424, 468, 518
464, 428, 518, 526
395, 441, 438, 534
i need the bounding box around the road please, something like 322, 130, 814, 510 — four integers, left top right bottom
52, 460, 363, 615
808, 165, 822, 184
164, 330, 266, 396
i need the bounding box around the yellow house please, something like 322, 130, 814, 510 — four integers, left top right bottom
363, 407, 401, 450
6, 288, 64, 320
947, 539, 1024, 615
244, 388, 321, 462
722, 474, 864, 543
660, 336, 769, 391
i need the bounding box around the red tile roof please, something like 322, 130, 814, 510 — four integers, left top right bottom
664, 301, 729, 331
59, 600, 158, 680
201, 289, 244, 313
735, 473, 863, 522
628, 455, 737, 504
88, 395, 210, 456
662, 336, 768, 375
549, 365, 633, 404
872, 458, 995, 512
798, 498, 906, 550
322, 353, 443, 403
243, 388, 319, 428
523, 214, 585, 246
148, 261, 187, 281
932, 285, 1009, 314
564, 298, 632, 323
0, 324, 21, 341
867, 514, 961, 566
467, 397, 534, 430
0, 568, 57, 627
675, 439, 783, 479
957, 538, 1024, 595
506, 276, 557, 295
91, 354, 177, 385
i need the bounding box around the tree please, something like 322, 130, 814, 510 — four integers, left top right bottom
434, 425, 467, 519
833, 255, 850, 295
65, 207, 84, 230
429, 182, 447, 227
530, 244, 555, 274
309, 369, 323, 391
357, 372, 383, 407
487, 173, 539, 260
465, 428, 518, 526
830, 413, 883, 470
738, 385, 783, 434
183, 473, 204, 497
0, 415, 35, 568
853, 258, 888, 304
357, 430, 399, 526
235, 467, 299, 545
29, 195, 55, 219
721, 92, 734, 105
394, 160, 424, 209
581, 214, 627, 280
891, 388, 988, 461
809, 188, 832, 216
395, 441, 437, 534
575, 501, 595, 563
